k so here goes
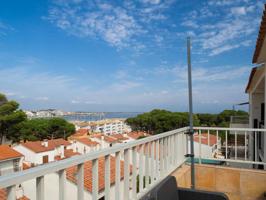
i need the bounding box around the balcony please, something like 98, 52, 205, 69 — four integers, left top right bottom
0, 127, 265, 200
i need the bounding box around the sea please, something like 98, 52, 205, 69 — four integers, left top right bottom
63, 112, 142, 122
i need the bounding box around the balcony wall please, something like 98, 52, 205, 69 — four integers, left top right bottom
172, 164, 266, 200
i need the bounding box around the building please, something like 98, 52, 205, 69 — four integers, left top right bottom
245, 4, 266, 166
71, 138, 100, 154
13, 139, 72, 166
0, 145, 23, 176
68, 128, 89, 140
193, 133, 222, 159
90, 134, 120, 148
89, 118, 131, 135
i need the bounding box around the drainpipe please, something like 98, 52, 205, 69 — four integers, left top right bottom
187, 37, 195, 189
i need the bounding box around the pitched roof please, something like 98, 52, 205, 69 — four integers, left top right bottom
73, 129, 88, 137
194, 133, 219, 146
64, 149, 80, 158
111, 134, 128, 141
66, 156, 130, 193
245, 66, 257, 93
75, 138, 99, 147
21, 139, 71, 153
0, 145, 23, 161
127, 131, 147, 139
253, 4, 266, 63
90, 134, 118, 143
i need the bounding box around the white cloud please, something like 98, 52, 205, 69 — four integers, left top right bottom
46, 0, 172, 49
181, 0, 263, 56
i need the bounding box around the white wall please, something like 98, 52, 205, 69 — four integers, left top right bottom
74, 141, 99, 154
13, 145, 55, 165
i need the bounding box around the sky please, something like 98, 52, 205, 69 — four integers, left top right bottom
0, 0, 264, 113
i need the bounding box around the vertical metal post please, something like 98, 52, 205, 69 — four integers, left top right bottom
187, 37, 195, 189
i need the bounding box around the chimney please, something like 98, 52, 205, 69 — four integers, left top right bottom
42, 139, 48, 147
60, 145, 64, 159
73, 141, 77, 152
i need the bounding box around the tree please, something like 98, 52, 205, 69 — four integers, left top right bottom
10, 118, 75, 142
0, 93, 27, 144
126, 109, 248, 135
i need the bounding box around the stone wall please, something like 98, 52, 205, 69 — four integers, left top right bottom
171, 164, 266, 200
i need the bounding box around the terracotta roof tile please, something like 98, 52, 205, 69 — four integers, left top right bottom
0, 188, 30, 200
66, 156, 131, 193
194, 133, 219, 146
127, 131, 147, 139
64, 149, 80, 158
75, 138, 99, 147
111, 134, 128, 141
21, 139, 71, 153
0, 145, 23, 161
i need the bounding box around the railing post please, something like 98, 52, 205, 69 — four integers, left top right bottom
104, 155, 110, 200
115, 151, 121, 200
7, 185, 16, 200
92, 159, 98, 200
36, 176, 44, 200
77, 163, 84, 200
132, 147, 137, 199
59, 169, 66, 200
123, 149, 130, 200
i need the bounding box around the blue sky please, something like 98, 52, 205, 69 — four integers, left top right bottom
0, 0, 264, 112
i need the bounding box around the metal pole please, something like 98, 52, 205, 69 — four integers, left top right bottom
187, 37, 195, 189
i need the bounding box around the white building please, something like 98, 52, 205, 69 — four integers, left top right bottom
90, 134, 120, 148
0, 145, 23, 176
192, 133, 221, 159
90, 119, 131, 135
245, 8, 266, 167
71, 138, 100, 154
13, 139, 72, 166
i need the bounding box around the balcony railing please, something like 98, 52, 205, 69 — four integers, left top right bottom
0, 126, 265, 200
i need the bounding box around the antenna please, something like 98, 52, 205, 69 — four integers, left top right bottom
187, 37, 195, 189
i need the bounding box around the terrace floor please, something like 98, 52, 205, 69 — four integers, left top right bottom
172, 164, 266, 200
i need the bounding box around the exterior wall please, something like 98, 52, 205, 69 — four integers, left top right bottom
13, 145, 55, 165
172, 164, 266, 200
74, 141, 99, 154
0, 157, 22, 175
22, 173, 126, 200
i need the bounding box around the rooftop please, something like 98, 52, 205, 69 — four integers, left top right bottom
21, 138, 71, 153
0, 145, 23, 161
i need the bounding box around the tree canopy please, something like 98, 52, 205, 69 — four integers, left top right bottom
0, 93, 27, 144
10, 118, 75, 143
126, 109, 248, 135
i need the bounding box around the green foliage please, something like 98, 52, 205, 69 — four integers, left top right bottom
10, 118, 75, 142
0, 93, 27, 144
126, 109, 248, 135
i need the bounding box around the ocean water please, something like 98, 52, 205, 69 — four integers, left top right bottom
63, 112, 142, 121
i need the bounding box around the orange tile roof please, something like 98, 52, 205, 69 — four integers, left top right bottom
111, 134, 128, 141
103, 136, 118, 143
0, 188, 30, 200
0, 145, 23, 161
64, 149, 80, 158
21, 139, 71, 153
75, 138, 99, 147
22, 162, 31, 170
194, 133, 219, 146
73, 129, 88, 137
127, 131, 147, 139
253, 4, 266, 63
66, 156, 131, 193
